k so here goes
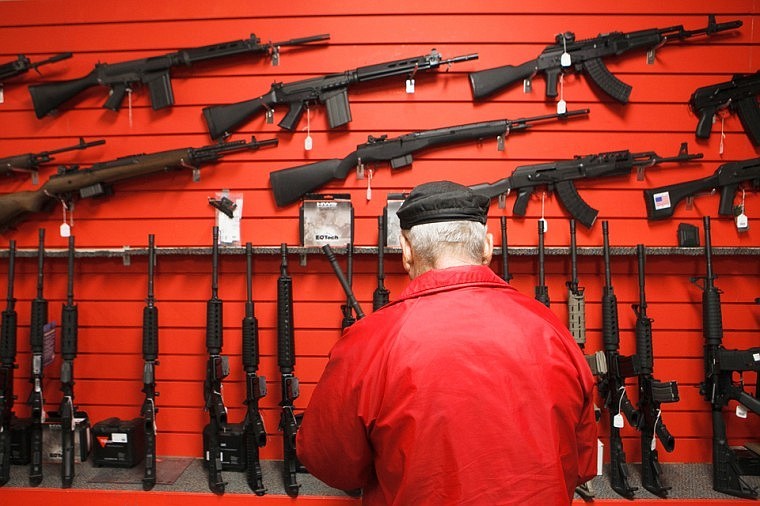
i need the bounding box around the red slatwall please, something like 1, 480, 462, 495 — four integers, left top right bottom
0, 0, 758, 467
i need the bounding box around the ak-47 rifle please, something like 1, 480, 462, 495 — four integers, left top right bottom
323, 244, 366, 323
469, 15, 742, 103
269, 109, 589, 207
0, 136, 277, 233
470, 143, 702, 228
535, 220, 550, 307
59, 235, 79, 488
499, 217, 512, 283
202, 49, 478, 137
692, 216, 760, 499
0, 137, 105, 184
141, 234, 159, 491
373, 216, 390, 311
29, 34, 329, 117
0, 240, 17, 487
690, 71, 760, 146
0, 53, 72, 84
28, 228, 47, 486
242, 242, 267, 495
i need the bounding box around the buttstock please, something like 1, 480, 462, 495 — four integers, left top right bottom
469, 60, 537, 99
28, 73, 100, 118
269, 158, 347, 207
0, 190, 50, 233
203, 98, 268, 140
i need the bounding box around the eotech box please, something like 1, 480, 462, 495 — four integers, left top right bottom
91, 417, 145, 468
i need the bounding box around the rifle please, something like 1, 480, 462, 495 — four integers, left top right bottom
690, 71, 760, 146
468, 15, 742, 103
323, 244, 366, 322
339, 243, 357, 330
0, 137, 105, 184
692, 216, 760, 499
499, 217, 512, 283
632, 244, 679, 497
0, 240, 17, 487
203, 226, 228, 495
242, 242, 267, 495
470, 143, 702, 228
373, 215, 390, 310
0, 53, 72, 83
535, 220, 550, 307
0, 136, 277, 233
202, 49, 478, 137
28, 33, 329, 118
597, 221, 639, 498
643, 157, 760, 220
28, 228, 47, 486
59, 235, 79, 488
269, 109, 589, 207
141, 234, 159, 491
277, 243, 301, 497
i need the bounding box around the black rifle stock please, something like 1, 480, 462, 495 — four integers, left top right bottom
141, 234, 159, 491
0, 136, 277, 233
202, 49, 478, 137
499, 217, 512, 283
269, 109, 589, 207
203, 226, 228, 495
59, 235, 78, 488
692, 216, 760, 499
643, 157, 760, 220
28, 34, 329, 117
28, 228, 47, 486
535, 220, 550, 307
471, 143, 702, 228
0, 52, 72, 83
0, 240, 17, 487
373, 215, 390, 310
277, 244, 301, 497
469, 15, 742, 102
242, 242, 267, 495
323, 244, 366, 322
690, 71, 760, 145
0, 137, 105, 182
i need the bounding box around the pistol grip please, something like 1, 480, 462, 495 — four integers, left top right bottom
104, 84, 127, 111
695, 106, 717, 139
278, 101, 305, 131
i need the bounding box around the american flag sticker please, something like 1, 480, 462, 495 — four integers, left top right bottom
653, 191, 671, 210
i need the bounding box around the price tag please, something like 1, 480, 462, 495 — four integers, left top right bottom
613, 413, 624, 428
406, 79, 415, 94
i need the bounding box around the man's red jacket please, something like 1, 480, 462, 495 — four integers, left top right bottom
297, 265, 598, 505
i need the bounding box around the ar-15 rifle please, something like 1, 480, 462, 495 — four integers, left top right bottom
28, 33, 329, 118
643, 157, 759, 220
242, 242, 267, 495
0, 137, 105, 184
499, 217, 512, 283
141, 234, 159, 491
323, 244, 366, 323
269, 109, 589, 207
470, 143, 702, 228
692, 216, 760, 499
0, 136, 277, 233
0, 53, 72, 84
535, 220, 550, 307
28, 228, 47, 486
0, 240, 17, 487
59, 235, 79, 488
202, 49, 478, 137
690, 71, 760, 146
373, 215, 390, 310
469, 15, 742, 103
339, 243, 357, 330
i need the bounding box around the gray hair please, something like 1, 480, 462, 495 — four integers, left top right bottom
402, 220, 487, 267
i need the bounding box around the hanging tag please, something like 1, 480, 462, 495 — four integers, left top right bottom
646, 49, 655, 65
539, 218, 548, 233
557, 99, 567, 115
613, 413, 624, 428
60, 223, 71, 238
736, 212, 749, 232
265, 108, 274, 124
304, 135, 313, 151
523, 77, 532, 93
271, 46, 280, 66
560, 52, 571, 67
366, 168, 373, 201
304, 105, 313, 150
651, 437, 657, 451
736, 404, 748, 418
406, 78, 415, 94
497, 135, 505, 152
192, 168, 201, 182
719, 115, 726, 156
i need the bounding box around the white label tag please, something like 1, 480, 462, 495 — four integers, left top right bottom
652, 191, 672, 210
613, 413, 624, 428
753, 353, 760, 362
60, 223, 71, 237
406, 79, 415, 94
736, 404, 748, 418
539, 218, 548, 233
560, 52, 572, 67
557, 99, 567, 115
112, 433, 128, 443
736, 212, 749, 232
304, 135, 313, 151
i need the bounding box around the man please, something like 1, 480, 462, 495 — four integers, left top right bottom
297, 181, 597, 505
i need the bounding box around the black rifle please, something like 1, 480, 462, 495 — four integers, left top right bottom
470, 143, 702, 228
535, 220, 550, 307
692, 216, 760, 499
242, 242, 267, 495
643, 157, 760, 220
59, 235, 79, 488
469, 15, 742, 102
202, 49, 478, 137
323, 244, 366, 322
499, 217, 512, 283
339, 243, 357, 330
0, 137, 105, 183
632, 244, 679, 497
28, 34, 329, 118
690, 71, 760, 146
0, 136, 277, 233
0, 240, 17, 487
373, 216, 390, 311
141, 234, 159, 491
203, 226, 228, 495
28, 228, 47, 486
277, 244, 301, 497
598, 221, 639, 498
0, 53, 72, 83
269, 109, 589, 207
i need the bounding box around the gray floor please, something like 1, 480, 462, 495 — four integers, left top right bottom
3, 458, 760, 500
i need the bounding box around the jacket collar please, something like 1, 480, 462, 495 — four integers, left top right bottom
395, 265, 511, 302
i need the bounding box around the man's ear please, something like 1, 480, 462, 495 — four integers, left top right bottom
400, 231, 414, 276
482, 232, 494, 265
